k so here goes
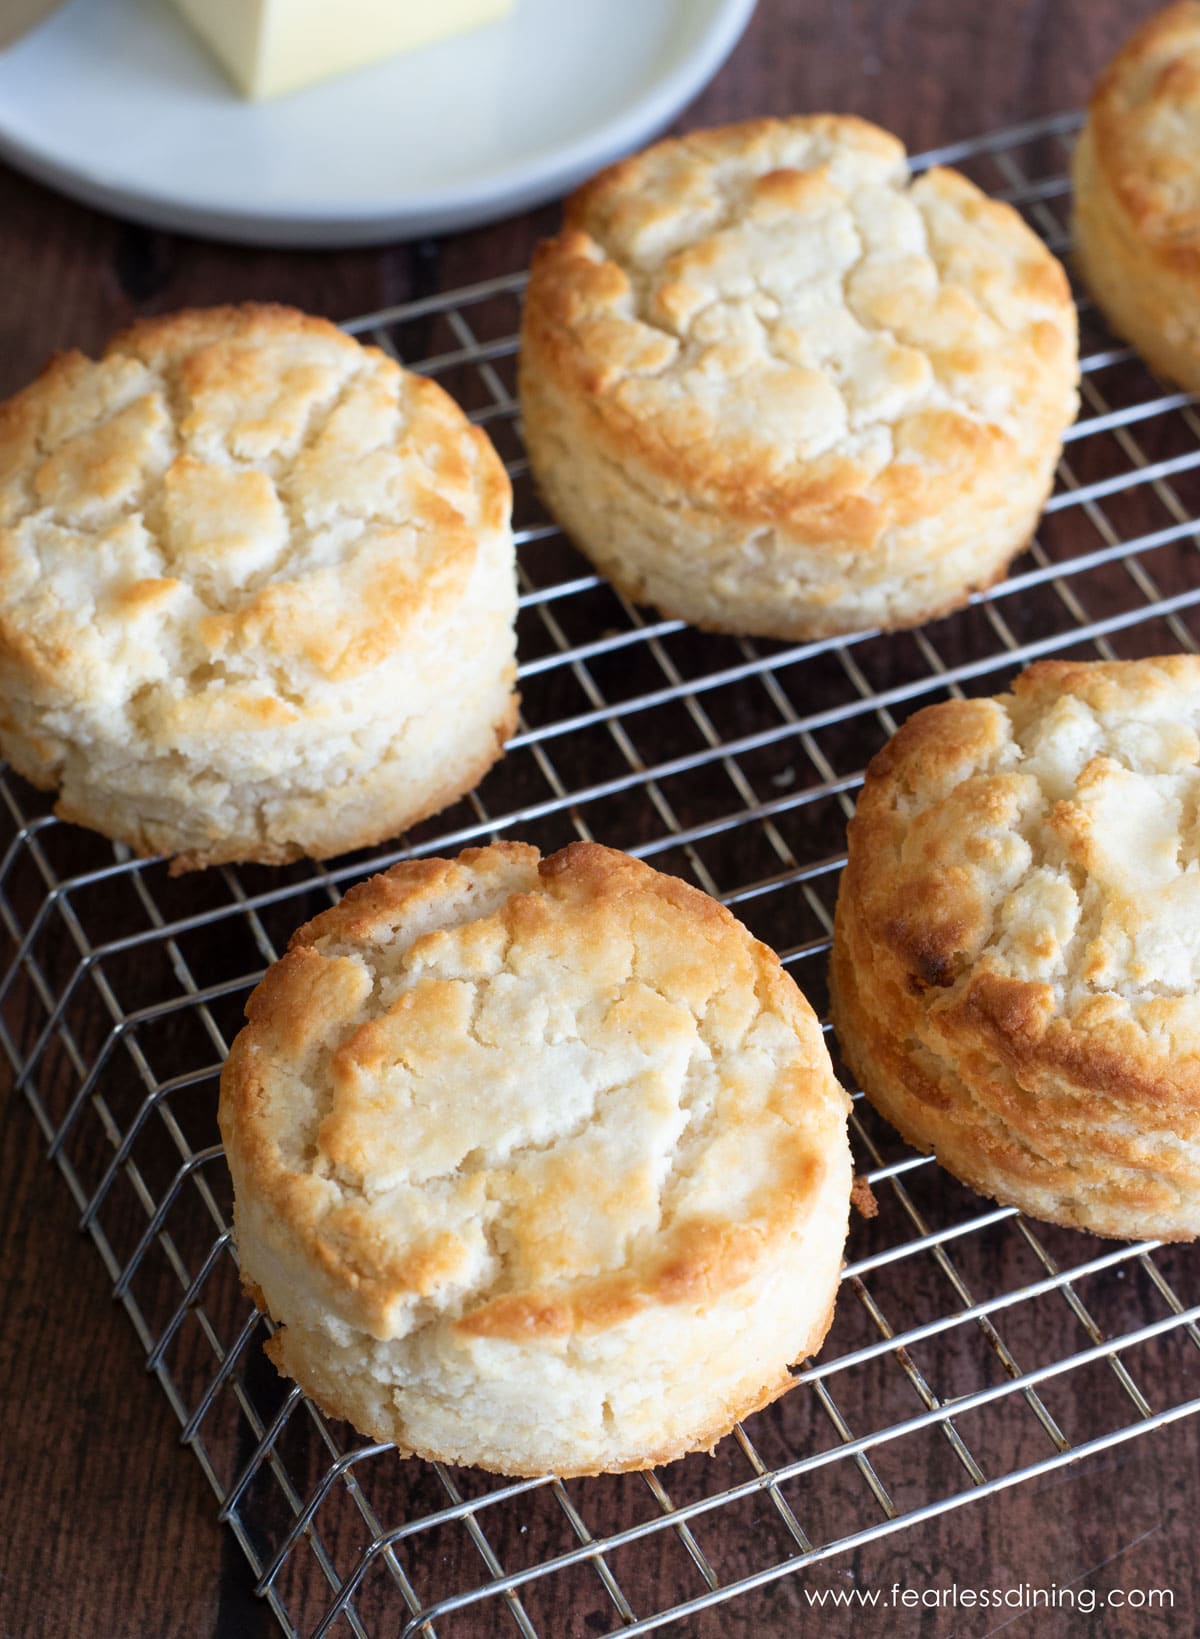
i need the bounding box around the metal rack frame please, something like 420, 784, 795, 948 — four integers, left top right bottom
3, 110, 1200, 1636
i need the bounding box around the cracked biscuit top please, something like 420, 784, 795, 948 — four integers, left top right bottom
0, 303, 509, 718
846, 656, 1200, 1107
1085, 1, 1200, 262
523, 115, 1077, 540
220, 841, 851, 1343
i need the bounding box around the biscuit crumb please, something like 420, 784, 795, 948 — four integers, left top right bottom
850, 1175, 879, 1219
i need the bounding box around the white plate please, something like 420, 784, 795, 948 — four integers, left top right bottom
0, 0, 756, 246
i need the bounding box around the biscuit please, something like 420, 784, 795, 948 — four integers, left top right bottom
0, 304, 517, 870
830, 656, 1200, 1241
520, 115, 1079, 641
1072, 3, 1200, 394
219, 841, 853, 1476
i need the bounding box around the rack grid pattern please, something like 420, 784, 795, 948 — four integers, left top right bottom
3, 111, 1200, 1636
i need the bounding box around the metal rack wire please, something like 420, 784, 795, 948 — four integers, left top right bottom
3, 110, 1200, 1637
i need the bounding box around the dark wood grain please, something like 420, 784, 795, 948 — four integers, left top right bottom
2, 3, 1196, 1637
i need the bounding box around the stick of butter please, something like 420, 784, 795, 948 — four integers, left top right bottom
165, 0, 514, 99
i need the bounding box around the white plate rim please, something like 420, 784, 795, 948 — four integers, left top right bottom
0, 0, 757, 245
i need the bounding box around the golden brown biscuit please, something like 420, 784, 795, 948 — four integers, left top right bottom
220, 841, 853, 1476
520, 115, 1078, 640
1073, 3, 1200, 393
830, 656, 1200, 1241
0, 304, 517, 870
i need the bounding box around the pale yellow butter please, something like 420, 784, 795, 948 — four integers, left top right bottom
167, 0, 514, 99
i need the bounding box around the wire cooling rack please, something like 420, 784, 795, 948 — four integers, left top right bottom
3, 110, 1200, 1637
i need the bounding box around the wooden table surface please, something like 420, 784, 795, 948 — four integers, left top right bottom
2, 2, 1197, 1636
